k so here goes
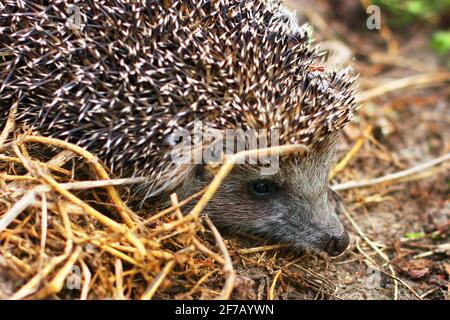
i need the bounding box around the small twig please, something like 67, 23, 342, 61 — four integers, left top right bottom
192, 237, 225, 265
140, 260, 176, 300
36, 173, 146, 257
0, 177, 146, 234
0, 174, 36, 181
21, 135, 138, 228
419, 287, 440, 299
330, 125, 372, 179
0, 155, 72, 176
79, 258, 91, 300
183, 271, 215, 298
0, 188, 39, 233
204, 216, 236, 300
0, 100, 17, 146
370, 265, 422, 300
355, 238, 377, 265
58, 177, 146, 190
412, 243, 450, 259
170, 193, 184, 220
114, 259, 126, 300
10, 254, 69, 300
87, 240, 141, 266
44, 246, 82, 296
237, 244, 289, 254
333, 152, 450, 191
368, 53, 435, 73
39, 193, 48, 264
268, 269, 282, 300
357, 72, 450, 103
134, 189, 205, 230
388, 264, 399, 300
46, 150, 76, 168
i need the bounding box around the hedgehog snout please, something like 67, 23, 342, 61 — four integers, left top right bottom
318, 229, 350, 257
288, 188, 350, 256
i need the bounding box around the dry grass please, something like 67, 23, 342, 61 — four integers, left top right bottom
0, 127, 223, 299
0, 123, 333, 300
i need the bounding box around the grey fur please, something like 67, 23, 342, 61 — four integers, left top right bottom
175, 137, 349, 256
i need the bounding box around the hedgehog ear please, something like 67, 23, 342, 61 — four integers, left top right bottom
194, 164, 212, 182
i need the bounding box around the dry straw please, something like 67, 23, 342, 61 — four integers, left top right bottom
0, 113, 324, 300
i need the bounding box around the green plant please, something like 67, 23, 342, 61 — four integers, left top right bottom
431, 31, 450, 56
371, 0, 450, 26
371, 0, 450, 58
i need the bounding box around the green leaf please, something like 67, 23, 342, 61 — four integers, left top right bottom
371, 0, 450, 26
404, 232, 426, 239
431, 31, 450, 56
406, 1, 427, 15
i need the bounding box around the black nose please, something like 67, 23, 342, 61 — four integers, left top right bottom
321, 231, 350, 256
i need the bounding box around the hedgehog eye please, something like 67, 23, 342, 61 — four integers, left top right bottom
248, 179, 278, 198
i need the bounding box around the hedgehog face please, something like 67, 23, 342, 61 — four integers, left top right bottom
185, 141, 349, 257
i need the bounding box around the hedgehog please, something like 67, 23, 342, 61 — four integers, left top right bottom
0, 0, 357, 256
